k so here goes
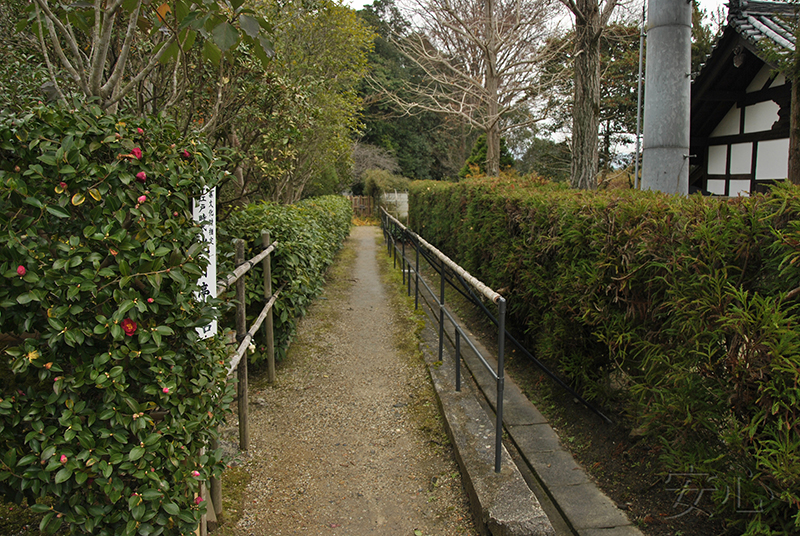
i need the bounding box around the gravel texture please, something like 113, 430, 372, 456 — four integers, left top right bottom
223, 226, 478, 536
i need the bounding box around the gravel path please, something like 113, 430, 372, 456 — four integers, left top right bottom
226, 226, 478, 536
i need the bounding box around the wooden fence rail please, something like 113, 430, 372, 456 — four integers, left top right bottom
200, 230, 280, 535
348, 195, 374, 218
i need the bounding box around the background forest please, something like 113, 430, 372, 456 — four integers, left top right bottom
1, 0, 722, 206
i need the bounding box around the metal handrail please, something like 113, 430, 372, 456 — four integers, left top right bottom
381, 208, 507, 473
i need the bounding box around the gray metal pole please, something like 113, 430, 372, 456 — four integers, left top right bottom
494, 298, 507, 473
641, 0, 692, 194
634, 2, 645, 189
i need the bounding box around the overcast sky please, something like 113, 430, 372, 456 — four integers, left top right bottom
343, 0, 732, 25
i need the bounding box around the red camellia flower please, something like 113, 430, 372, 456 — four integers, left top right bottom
182, 150, 191, 158
137, 128, 144, 135
131, 147, 143, 159
121, 318, 137, 337
16, 265, 26, 277
135, 171, 147, 183
59, 181, 68, 190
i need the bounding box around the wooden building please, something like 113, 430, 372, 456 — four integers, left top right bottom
690, 0, 796, 196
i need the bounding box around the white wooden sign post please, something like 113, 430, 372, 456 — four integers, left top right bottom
193, 188, 218, 340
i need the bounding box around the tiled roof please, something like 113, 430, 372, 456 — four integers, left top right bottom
727, 0, 796, 52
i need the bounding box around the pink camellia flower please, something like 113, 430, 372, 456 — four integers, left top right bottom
192, 470, 200, 477
195, 496, 203, 505
131, 147, 143, 159
138, 195, 147, 204
16, 265, 26, 277
162, 387, 169, 394
182, 150, 190, 158
137, 128, 144, 135
121, 318, 137, 337
60, 455, 67, 463
135, 171, 147, 183
147, 297, 154, 303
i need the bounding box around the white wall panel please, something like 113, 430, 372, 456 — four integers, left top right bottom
708, 145, 727, 174
730, 179, 751, 197
730, 142, 752, 174
707, 179, 726, 195
747, 65, 772, 93
771, 73, 786, 88
744, 101, 780, 133
711, 106, 740, 137
755, 138, 790, 180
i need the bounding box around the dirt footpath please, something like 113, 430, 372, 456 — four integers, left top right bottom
226, 226, 478, 536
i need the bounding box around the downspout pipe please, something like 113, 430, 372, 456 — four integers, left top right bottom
634, 2, 645, 189
642, 0, 692, 194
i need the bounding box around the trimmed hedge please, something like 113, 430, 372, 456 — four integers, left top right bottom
0, 104, 232, 534
409, 176, 800, 534
218, 195, 352, 365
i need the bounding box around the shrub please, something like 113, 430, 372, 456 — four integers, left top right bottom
363, 169, 411, 199
0, 103, 232, 535
409, 178, 800, 533
218, 195, 352, 365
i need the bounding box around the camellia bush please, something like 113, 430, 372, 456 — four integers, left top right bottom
0, 103, 233, 535
409, 175, 800, 534
219, 195, 352, 364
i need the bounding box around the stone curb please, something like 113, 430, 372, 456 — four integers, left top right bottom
419, 322, 556, 536
416, 301, 644, 536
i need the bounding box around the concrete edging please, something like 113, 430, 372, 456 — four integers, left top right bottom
420, 322, 556, 536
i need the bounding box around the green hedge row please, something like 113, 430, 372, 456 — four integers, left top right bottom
409, 176, 800, 534
0, 104, 231, 535
218, 196, 352, 365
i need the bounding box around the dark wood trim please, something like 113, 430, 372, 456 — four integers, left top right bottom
694, 129, 789, 148
741, 84, 791, 107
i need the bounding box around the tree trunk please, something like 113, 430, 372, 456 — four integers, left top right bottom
485, 0, 500, 177
570, 0, 602, 190
789, 79, 800, 185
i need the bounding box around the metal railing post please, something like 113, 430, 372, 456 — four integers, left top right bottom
235, 239, 249, 450
455, 330, 461, 392
414, 237, 420, 310
406, 234, 411, 297
495, 297, 507, 473
392, 225, 397, 269
262, 231, 276, 384
401, 235, 406, 286
438, 258, 445, 363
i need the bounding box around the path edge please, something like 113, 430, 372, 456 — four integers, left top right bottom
418, 322, 556, 536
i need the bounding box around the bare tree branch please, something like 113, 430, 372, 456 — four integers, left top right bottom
372, 0, 561, 174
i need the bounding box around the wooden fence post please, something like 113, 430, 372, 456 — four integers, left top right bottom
235, 239, 249, 450
210, 436, 222, 520
262, 231, 276, 384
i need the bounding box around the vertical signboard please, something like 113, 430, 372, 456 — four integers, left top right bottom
193, 188, 218, 339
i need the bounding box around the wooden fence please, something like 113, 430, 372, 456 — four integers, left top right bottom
198, 231, 281, 535
348, 195, 375, 218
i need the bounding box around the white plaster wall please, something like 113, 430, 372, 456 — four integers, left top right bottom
756, 138, 790, 180
707, 179, 726, 195
730, 142, 752, 174
711, 105, 740, 137
744, 100, 780, 133
730, 179, 751, 197
708, 145, 727, 174
747, 65, 773, 93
